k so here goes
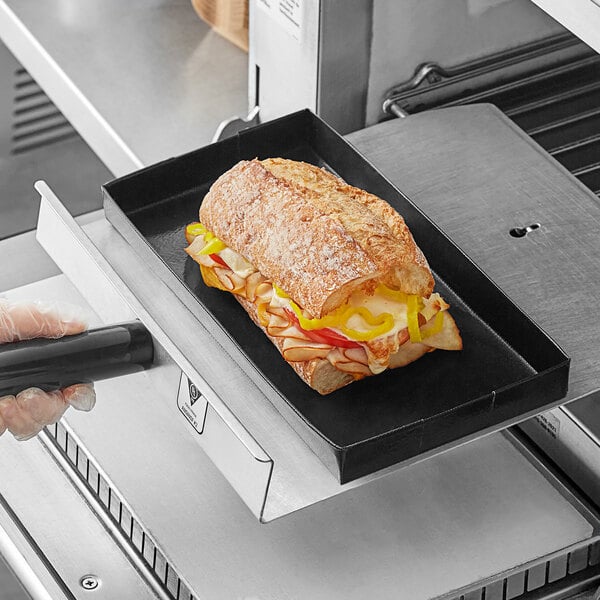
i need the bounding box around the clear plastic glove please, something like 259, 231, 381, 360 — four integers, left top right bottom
0, 299, 96, 441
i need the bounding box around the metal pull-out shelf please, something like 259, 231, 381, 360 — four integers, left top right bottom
31, 97, 600, 523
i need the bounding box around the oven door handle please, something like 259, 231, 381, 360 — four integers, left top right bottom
0, 320, 153, 398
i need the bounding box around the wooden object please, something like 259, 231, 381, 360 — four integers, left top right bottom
191, 0, 248, 51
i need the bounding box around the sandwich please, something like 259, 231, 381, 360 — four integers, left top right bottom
185, 158, 462, 394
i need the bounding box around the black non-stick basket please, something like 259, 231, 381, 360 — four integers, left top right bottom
103, 109, 569, 484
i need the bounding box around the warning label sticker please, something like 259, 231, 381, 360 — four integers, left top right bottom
256, 0, 303, 40
534, 411, 561, 440
177, 373, 208, 435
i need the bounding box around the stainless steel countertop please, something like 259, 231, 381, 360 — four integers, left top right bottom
0, 0, 248, 177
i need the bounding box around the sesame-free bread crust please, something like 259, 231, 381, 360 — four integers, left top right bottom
199, 159, 434, 318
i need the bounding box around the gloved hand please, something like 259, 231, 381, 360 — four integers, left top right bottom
0, 299, 96, 441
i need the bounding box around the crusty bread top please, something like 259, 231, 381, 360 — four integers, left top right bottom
262, 158, 434, 296
199, 158, 434, 317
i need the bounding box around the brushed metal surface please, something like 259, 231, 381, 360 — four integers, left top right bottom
248, 0, 321, 124
0, 0, 248, 176
250, 0, 373, 133
531, 0, 600, 55
0, 34, 18, 160
1, 108, 599, 597
0, 228, 59, 290
0, 514, 69, 600
250, 0, 564, 131
366, 0, 565, 124
1, 2, 599, 598
0, 551, 40, 600
35, 186, 276, 521
0, 418, 161, 599
521, 401, 600, 510
3, 268, 596, 600
348, 104, 600, 407
34, 179, 589, 522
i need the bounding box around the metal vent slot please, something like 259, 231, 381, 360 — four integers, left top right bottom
445, 544, 600, 599
11, 68, 76, 155
440, 56, 600, 198
443, 55, 600, 113
504, 81, 600, 131
40, 419, 600, 600
527, 108, 600, 150
43, 421, 197, 600
552, 135, 600, 171
572, 163, 600, 196
383, 42, 600, 198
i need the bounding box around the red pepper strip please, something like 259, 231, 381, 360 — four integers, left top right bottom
210, 253, 228, 268
284, 309, 361, 349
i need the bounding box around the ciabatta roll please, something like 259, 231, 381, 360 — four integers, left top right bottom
185, 158, 462, 394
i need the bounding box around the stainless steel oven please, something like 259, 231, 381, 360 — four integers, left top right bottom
2, 1, 600, 599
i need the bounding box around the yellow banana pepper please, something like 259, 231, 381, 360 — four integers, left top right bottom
186, 222, 207, 237
273, 284, 290, 299
289, 300, 341, 330
198, 235, 227, 255
407, 294, 422, 343
289, 300, 394, 341
376, 284, 409, 303
340, 307, 394, 341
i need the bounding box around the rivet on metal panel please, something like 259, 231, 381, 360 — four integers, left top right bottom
79, 574, 100, 590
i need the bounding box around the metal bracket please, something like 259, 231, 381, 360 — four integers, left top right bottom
212, 105, 260, 143
382, 32, 584, 117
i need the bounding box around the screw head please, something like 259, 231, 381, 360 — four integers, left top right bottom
79, 575, 100, 590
